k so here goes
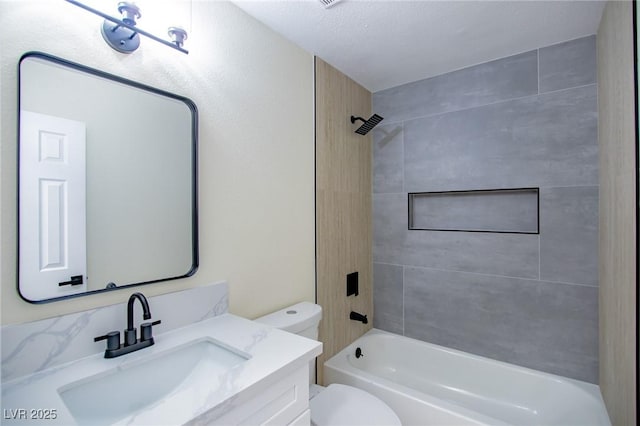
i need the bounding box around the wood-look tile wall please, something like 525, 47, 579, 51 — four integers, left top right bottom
315, 58, 373, 384
597, 1, 637, 424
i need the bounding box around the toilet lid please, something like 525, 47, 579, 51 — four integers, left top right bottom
309, 384, 401, 426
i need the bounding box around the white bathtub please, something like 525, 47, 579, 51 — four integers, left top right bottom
323, 329, 610, 426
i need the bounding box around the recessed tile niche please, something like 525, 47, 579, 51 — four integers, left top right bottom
408, 188, 539, 234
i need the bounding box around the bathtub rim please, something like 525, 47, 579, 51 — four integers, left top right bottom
323, 329, 503, 425
323, 328, 609, 425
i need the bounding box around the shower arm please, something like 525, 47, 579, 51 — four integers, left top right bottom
350, 113, 384, 135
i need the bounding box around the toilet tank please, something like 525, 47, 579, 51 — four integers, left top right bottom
254, 302, 322, 340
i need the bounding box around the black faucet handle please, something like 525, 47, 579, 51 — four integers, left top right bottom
94, 331, 121, 350
140, 319, 162, 342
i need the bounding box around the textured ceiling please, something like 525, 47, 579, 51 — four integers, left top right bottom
233, 0, 606, 92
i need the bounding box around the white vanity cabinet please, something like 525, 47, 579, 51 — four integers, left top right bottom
202, 366, 310, 425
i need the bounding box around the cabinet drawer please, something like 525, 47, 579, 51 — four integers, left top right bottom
288, 409, 310, 426
210, 366, 309, 425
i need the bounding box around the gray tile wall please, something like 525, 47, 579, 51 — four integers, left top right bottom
372, 36, 599, 383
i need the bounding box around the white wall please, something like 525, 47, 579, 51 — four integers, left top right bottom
0, 0, 315, 324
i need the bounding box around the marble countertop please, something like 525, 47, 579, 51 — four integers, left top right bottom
1, 314, 322, 425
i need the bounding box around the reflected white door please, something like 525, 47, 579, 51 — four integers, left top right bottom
19, 111, 87, 300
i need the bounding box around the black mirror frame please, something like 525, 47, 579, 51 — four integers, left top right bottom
16, 51, 199, 304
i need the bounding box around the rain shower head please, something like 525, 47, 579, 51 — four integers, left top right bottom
351, 114, 384, 135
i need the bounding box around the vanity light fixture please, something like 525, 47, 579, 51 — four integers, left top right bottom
65, 0, 189, 54
168, 26, 188, 48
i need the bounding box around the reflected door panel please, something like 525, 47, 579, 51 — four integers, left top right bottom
19, 111, 87, 300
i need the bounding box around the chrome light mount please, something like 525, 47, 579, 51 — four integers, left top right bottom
101, 2, 141, 54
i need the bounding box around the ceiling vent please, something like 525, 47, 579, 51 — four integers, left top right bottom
318, 0, 343, 9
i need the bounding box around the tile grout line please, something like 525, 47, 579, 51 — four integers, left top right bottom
402, 265, 405, 336
374, 184, 599, 196
537, 48, 541, 95
537, 184, 600, 189
401, 120, 405, 194
538, 179, 542, 281
373, 261, 598, 289
539, 233, 542, 281
377, 82, 597, 128
373, 34, 593, 96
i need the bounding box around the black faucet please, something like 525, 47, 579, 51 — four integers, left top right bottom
350, 311, 368, 324
125, 292, 151, 346
94, 292, 161, 358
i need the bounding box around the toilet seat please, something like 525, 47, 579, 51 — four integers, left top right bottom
309, 384, 325, 400
309, 384, 401, 426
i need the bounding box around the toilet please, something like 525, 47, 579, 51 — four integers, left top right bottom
255, 302, 401, 426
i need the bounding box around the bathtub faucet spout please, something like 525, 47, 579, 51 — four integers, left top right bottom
350, 311, 368, 324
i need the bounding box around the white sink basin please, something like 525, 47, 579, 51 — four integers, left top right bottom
58, 337, 249, 425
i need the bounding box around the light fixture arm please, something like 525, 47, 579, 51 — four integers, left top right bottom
65, 0, 189, 54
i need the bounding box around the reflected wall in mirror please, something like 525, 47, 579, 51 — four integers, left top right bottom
18, 52, 198, 303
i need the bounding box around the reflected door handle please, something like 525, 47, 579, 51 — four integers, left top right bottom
59, 275, 84, 286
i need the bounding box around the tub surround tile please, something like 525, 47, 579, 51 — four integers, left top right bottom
373, 193, 407, 259
403, 84, 598, 192
539, 35, 597, 93
373, 123, 404, 193
374, 193, 540, 279
540, 186, 599, 286
373, 263, 404, 334
1, 282, 229, 382
400, 231, 540, 279
403, 267, 598, 383
372, 37, 598, 385
373, 50, 538, 124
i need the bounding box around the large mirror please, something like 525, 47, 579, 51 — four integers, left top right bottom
18, 52, 198, 303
